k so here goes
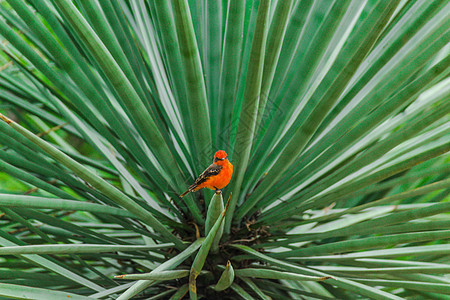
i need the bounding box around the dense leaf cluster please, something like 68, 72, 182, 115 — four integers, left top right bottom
0, 0, 448, 299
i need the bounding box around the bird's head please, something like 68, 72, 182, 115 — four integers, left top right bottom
214, 150, 228, 164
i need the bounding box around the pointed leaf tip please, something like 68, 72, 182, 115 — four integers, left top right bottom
0, 113, 12, 124
321, 276, 335, 281
205, 192, 224, 235
206, 192, 225, 252
214, 260, 235, 291
223, 192, 232, 215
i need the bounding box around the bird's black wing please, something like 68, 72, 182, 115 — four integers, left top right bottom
180, 164, 223, 197
192, 163, 222, 187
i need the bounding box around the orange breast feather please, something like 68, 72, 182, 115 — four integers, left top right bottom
195, 161, 233, 191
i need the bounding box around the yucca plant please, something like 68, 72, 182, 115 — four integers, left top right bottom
0, 0, 448, 299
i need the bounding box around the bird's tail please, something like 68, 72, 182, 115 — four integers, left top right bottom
180, 184, 197, 198
180, 190, 190, 198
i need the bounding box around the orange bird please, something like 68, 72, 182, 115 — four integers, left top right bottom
180, 150, 233, 197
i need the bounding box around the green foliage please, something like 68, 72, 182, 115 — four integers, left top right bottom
0, 0, 448, 299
